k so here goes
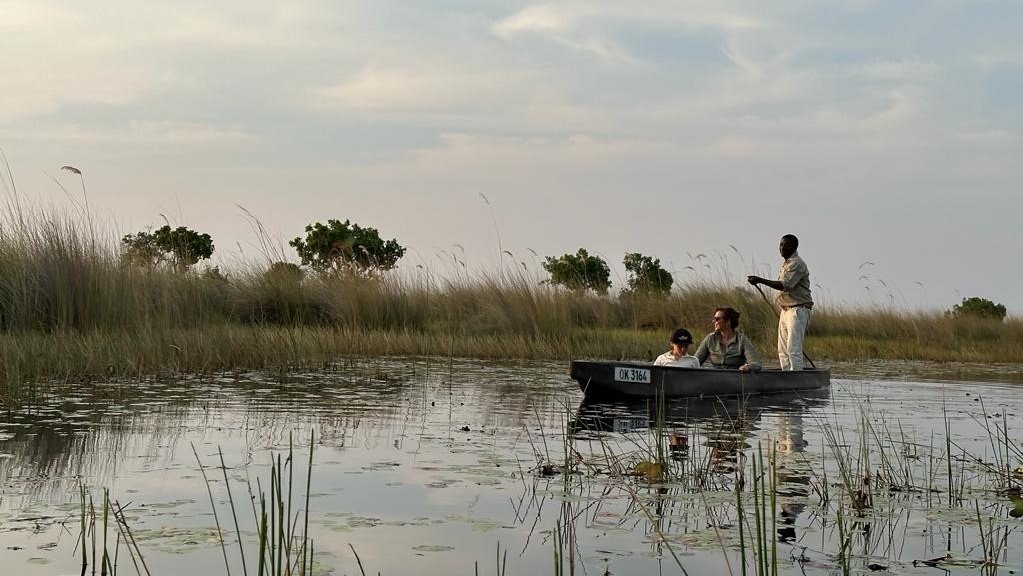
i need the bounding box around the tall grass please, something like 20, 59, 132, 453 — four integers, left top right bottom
2, 196, 1022, 405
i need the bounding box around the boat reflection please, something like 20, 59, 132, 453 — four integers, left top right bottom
569, 387, 830, 438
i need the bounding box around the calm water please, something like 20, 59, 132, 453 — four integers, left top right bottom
2, 359, 1023, 575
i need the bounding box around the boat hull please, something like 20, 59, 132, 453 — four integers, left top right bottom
570, 360, 831, 399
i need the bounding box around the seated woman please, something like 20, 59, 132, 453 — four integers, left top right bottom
654, 328, 699, 368
694, 307, 762, 372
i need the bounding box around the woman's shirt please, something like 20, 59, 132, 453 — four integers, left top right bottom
694, 331, 762, 370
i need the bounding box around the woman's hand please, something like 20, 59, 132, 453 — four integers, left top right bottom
739, 364, 751, 373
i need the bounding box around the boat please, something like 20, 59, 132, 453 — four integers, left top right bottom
569, 386, 831, 437
569, 360, 831, 399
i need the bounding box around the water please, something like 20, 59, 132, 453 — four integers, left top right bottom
2, 358, 1023, 575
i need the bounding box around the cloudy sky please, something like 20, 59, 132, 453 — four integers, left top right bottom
2, 0, 1021, 313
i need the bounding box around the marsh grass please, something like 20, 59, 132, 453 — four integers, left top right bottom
2, 198, 1023, 405
192, 433, 316, 576
74, 485, 151, 576
68, 436, 316, 576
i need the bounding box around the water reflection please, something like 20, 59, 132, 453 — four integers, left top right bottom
774, 411, 809, 543
4, 360, 1023, 576
0, 373, 414, 504
571, 387, 829, 427
569, 388, 829, 452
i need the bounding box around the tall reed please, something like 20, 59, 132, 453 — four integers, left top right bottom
193, 432, 316, 576
74, 485, 151, 576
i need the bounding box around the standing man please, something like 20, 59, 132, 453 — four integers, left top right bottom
747, 234, 813, 370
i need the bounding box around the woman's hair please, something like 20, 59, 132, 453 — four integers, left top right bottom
716, 307, 740, 329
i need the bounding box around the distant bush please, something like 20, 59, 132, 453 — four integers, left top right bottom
542, 248, 610, 295
121, 225, 214, 271
622, 252, 673, 297
290, 219, 405, 276
951, 297, 1006, 321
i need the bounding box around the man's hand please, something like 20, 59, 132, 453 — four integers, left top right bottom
747, 275, 762, 286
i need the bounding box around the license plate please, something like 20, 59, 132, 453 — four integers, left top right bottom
614, 366, 651, 384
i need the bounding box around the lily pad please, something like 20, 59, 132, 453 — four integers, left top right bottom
412, 544, 455, 552
129, 526, 225, 553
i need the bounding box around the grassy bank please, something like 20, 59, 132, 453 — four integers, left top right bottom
2, 209, 1021, 404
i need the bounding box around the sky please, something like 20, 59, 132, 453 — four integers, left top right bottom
2, 0, 1021, 314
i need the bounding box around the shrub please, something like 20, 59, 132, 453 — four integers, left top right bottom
121, 225, 214, 271
951, 297, 1006, 321
290, 219, 405, 276
542, 248, 611, 295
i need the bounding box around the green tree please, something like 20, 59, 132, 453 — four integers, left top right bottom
290, 219, 405, 276
121, 225, 214, 271
622, 252, 673, 296
951, 297, 1007, 321
542, 248, 611, 294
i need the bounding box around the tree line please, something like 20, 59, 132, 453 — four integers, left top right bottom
119, 220, 671, 293
121, 219, 1007, 318
120, 219, 405, 278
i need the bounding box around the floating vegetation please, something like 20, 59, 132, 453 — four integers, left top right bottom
129, 526, 226, 553
411, 544, 456, 552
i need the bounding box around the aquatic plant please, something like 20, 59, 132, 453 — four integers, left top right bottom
74, 486, 152, 576
192, 433, 316, 576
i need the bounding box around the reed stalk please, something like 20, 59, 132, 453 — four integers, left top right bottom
736, 466, 747, 576
113, 499, 151, 576
90, 494, 96, 576
192, 442, 232, 576
302, 431, 314, 576
219, 448, 249, 576
752, 448, 765, 576
80, 484, 87, 574
186, 434, 316, 575
101, 489, 110, 576
348, 543, 368, 576
944, 403, 957, 506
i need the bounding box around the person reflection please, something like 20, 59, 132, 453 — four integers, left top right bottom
668, 430, 688, 462
704, 411, 755, 475
774, 412, 810, 543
